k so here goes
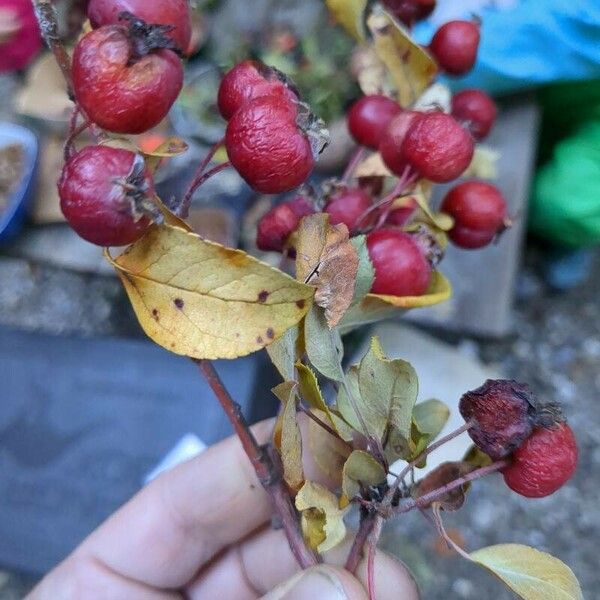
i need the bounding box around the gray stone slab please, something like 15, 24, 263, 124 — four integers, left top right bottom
408, 97, 540, 337
0, 327, 262, 575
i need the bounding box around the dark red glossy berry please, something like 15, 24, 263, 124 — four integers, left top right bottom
383, 0, 436, 26
452, 89, 497, 140
367, 228, 432, 296
441, 181, 508, 249
459, 380, 538, 460
72, 25, 183, 134
379, 110, 424, 176
58, 146, 154, 247
401, 112, 474, 182
256, 196, 314, 252
387, 198, 417, 226
226, 95, 315, 194
325, 187, 372, 232
218, 60, 298, 121
347, 95, 401, 150
502, 423, 578, 498
88, 0, 192, 53
429, 20, 480, 76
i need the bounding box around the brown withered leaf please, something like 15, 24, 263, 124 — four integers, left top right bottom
295, 214, 359, 328
414, 461, 476, 512
272, 382, 304, 492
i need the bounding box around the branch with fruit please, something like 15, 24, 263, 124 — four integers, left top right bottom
31, 0, 583, 597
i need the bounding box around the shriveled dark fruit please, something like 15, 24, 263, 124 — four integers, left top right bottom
379, 110, 424, 176
459, 379, 540, 460
72, 24, 183, 134
367, 228, 432, 296
226, 95, 315, 194
58, 146, 154, 247
441, 181, 508, 249
383, 0, 436, 26
451, 89, 497, 140
401, 112, 474, 182
387, 198, 417, 226
429, 20, 481, 76
502, 423, 578, 498
218, 60, 298, 121
88, 0, 192, 53
347, 94, 401, 150
325, 186, 372, 232
256, 196, 314, 252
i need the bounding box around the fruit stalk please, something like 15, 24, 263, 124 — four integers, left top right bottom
341, 146, 367, 184
194, 359, 318, 569
31, 0, 74, 96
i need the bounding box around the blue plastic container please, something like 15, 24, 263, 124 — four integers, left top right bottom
0, 123, 39, 242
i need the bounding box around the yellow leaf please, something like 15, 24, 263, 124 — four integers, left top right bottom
296, 363, 336, 425
143, 137, 189, 173
342, 450, 386, 500
154, 196, 193, 232
325, 0, 368, 42
462, 145, 500, 180
339, 271, 452, 332
272, 382, 304, 492
107, 224, 314, 360
367, 8, 437, 107
354, 152, 393, 179
470, 544, 583, 600
296, 214, 328, 283
296, 481, 347, 553
352, 46, 388, 96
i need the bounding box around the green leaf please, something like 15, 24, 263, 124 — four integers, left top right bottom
470, 544, 583, 600
413, 399, 450, 441
342, 450, 387, 500
267, 325, 300, 381
324, 0, 368, 42
350, 235, 375, 307
272, 382, 304, 492
357, 337, 418, 443
304, 306, 345, 382
336, 366, 363, 432
296, 481, 347, 553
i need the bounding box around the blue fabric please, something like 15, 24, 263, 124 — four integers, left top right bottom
414, 1, 600, 95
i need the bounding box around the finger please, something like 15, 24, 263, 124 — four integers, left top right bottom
261, 566, 368, 600
78, 419, 277, 590
186, 527, 419, 600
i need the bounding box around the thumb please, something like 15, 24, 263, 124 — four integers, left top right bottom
261, 565, 368, 600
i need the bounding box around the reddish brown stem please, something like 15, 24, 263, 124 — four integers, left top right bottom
341, 146, 367, 184
345, 513, 377, 574
298, 404, 353, 451
367, 516, 383, 600
179, 138, 226, 217
389, 460, 509, 517
194, 359, 318, 569
31, 0, 74, 97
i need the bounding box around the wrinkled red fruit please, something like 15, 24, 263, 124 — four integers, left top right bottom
401, 112, 474, 182
379, 110, 423, 176
218, 60, 298, 121
58, 146, 153, 247
0, 0, 42, 72
88, 0, 192, 53
459, 380, 537, 460
347, 95, 401, 150
452, 89, 497, 141
441, 181, 508, 249
367, 229, 431, 296
383, 0, 436, 26
72, 25, 183, 134
429, 20, 480, 76
502, 423, 578, 498
256, 196, 314, 252
226, 95, 315, 194
325, 187, 372, 232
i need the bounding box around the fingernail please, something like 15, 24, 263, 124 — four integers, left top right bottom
264, 566, 349, 600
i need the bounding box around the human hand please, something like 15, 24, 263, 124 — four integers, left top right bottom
28, 419, 419, 599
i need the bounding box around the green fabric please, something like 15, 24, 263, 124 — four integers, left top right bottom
529, 81, 600, 247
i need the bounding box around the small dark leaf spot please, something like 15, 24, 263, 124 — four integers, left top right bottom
152, 309, 159, 320
174, 298, 184, 309
256, 336, 264, 344
266, 328, 275, 339
258, 290, 269, 303
249, 483, 256, 490
235, 333, 240, 338
296, 299, 306, 309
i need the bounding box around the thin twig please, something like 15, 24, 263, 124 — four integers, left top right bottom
383, 420, 474, 507
345, 512, 377, 574
179, 138, 225, 217
31, 0, 74, 97
297, 404, 353, 451
366, 516, 383, 600
341, 146, 367, 184
194, 359, 318, 569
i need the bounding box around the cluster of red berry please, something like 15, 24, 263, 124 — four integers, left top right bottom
255, 6, 510, 298
460, 380, 578, 498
